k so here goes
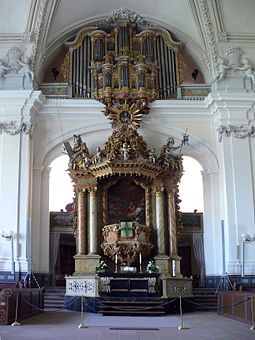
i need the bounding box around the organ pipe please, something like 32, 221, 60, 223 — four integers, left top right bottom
65, 21, 181, 100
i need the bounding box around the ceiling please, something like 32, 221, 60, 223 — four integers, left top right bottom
1, 0, 255, 82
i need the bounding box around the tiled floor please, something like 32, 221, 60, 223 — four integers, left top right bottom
0, 311, 254, 340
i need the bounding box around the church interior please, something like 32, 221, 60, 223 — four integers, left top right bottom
0, 0, 255, 338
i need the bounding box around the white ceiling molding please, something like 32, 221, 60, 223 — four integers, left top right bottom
190, 0, 219, 79
210, 0, 227, 42
31, 0, 54, 75
210, 0, 255, 43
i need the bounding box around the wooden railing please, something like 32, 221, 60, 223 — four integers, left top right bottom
0, 288, 44, 325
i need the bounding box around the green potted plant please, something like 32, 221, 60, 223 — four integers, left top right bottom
96, 260, 107, 274
146, 260, 159, 273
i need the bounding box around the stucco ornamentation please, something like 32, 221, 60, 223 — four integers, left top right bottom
214, 48, 255, 84
199, 0, 219, 77
217, 124, 255, 142
0, 121, 33, 137
104, 8, 148, 25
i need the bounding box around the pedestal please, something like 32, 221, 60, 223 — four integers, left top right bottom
74, 254, 101, 274
154, 255, 170, 275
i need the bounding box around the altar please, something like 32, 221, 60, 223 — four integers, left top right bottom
64, 15, 192, 310
98, 272, 158, 297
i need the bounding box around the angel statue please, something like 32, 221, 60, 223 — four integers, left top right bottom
214, 57, 231, 82
17, 57, 34, 81
0, 60, 9, 78
237, 58, 255, 84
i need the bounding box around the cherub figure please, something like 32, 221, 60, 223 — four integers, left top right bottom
17, 57, 34, 81
0, 60, 9, 78
148, 147, 157, 164
237, 58, 255, 83
214, 57, 231, 82
121, 142, 129, 161
94, 147, 102, 164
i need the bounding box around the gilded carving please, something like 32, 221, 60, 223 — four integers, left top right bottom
101, 222, 154, 266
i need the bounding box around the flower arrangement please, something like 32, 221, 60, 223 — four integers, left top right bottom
146, 260, 159, 273
96, 260, 107, 273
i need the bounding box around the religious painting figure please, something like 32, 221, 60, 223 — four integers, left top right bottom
107, 179, 145, 224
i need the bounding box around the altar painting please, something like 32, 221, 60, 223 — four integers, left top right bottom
107, 179, 145, 225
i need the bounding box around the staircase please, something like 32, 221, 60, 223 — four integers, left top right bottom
99, 300, 165, 316
44, 287, 66, 311
191, 288, 218, 310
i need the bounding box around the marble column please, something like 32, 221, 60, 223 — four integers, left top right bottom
167, 188, 182, 278
89, 188, 98, 255
77, 190, 86, 255
167, 190, 177, 256
155, 189, 166, 255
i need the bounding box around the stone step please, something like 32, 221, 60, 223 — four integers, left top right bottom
44, 287, 66, 310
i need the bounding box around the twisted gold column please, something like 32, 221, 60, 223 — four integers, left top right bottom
89, 188, 98, 255
145, 186, 151, 227
168, 190, 177, 256
77, 190, 86, 255
155, 189, 166, 255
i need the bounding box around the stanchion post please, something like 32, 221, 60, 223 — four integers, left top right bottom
12, 292, 21, 326
250, 296, 255, 330
178, 296, 189, 330
78, 296, 87, 329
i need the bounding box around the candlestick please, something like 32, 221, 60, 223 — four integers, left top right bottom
115, 254, 118, 273
139, 253, 142, 273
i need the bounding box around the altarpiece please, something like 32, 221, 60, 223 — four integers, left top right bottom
64, 12, 192, 299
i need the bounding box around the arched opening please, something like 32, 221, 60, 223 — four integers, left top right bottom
178, 156, 205, 287
49, 155, 75, 286
179, 156, 204, 213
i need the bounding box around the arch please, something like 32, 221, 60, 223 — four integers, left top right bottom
179, 156, 204, 212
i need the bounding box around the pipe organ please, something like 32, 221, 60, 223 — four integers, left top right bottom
62, 20, 184, 101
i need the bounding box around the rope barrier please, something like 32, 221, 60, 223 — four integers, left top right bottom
19, 294, 251, 314
184, 297, 250, 310
21, 295, 80, 312
94, 297, 177, 312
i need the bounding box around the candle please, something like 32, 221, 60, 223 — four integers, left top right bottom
139, 253, 142, 265
172, 260, 176, 277
115, 254, 118, 264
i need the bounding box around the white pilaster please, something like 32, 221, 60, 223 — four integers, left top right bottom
202, 170, 222, 275
0, 90, 42, 273
210, 87, 255, 275
40, 166, 51, 273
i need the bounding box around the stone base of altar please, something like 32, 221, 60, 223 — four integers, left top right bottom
74, 254, 101, 274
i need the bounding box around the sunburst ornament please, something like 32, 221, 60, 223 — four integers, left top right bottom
105, 100, 149, 129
